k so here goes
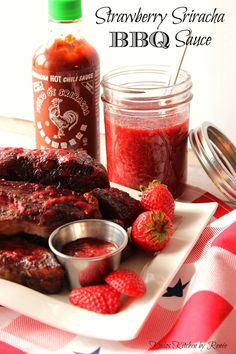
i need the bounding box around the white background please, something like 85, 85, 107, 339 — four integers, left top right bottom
0, 0, 235, 143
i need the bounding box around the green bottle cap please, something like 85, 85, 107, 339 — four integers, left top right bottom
48, 0, 82, 21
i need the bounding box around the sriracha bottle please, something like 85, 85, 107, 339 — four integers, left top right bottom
32, 0, 100, 160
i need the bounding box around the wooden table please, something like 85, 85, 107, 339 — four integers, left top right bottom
0, 116, 234, 209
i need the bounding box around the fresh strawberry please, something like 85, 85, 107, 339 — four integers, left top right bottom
140, 180, 175, 220
131, 210, 174, 253
105, 269, 146, 298
69, 284, 121, 314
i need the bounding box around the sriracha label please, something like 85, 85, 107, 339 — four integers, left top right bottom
32, 68, 100, 157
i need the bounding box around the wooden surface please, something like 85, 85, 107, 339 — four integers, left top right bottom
0, 115, 234, 208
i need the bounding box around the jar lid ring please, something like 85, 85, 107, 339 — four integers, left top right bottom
189, 122, 236, 205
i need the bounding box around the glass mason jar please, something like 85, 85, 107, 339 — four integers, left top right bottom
101, 65, 193, 199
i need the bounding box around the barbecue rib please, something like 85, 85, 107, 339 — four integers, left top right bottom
0, 235, 65, 294
0, 180, 101, 238
0, 147, 109, 193
90, 187, 143, 229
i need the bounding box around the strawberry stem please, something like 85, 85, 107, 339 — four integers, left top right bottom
144, 211, 172, 243
140, 179, 162, 192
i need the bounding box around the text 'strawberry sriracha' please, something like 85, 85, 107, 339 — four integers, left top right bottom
32, 0, 100, 160
102, 66, 192, 199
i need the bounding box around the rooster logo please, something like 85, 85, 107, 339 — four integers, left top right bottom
48, 98, 79, 139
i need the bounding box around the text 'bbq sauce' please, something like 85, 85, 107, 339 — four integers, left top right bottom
32, 0, 100, 160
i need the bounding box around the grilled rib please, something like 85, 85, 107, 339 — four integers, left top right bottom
0, 147, 109, 193
0, 179, 101, 238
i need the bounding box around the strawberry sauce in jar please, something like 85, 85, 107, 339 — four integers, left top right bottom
101, 66, 192, 198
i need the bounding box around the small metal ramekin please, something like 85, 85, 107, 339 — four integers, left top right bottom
48, 219, 128, 289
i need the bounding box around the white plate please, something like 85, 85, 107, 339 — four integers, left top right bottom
0, 184, 217, 341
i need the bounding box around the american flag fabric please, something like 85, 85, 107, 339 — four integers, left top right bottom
0, 185, 235, 354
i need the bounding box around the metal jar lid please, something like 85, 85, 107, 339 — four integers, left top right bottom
189, 122, 236, 205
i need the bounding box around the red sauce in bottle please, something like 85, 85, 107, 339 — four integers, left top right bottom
32, 8, 100, 160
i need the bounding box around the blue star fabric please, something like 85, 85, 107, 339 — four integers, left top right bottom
163, 278, 189, 297
74, 348, 100, 354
